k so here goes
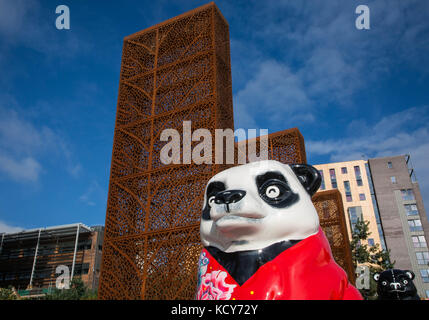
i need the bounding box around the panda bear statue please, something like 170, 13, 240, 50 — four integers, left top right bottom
374, 269, 420, 300
195, 160, 362, 300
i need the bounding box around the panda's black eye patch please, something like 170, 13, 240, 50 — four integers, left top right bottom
256, 171, 299, 208
202, 181, 226, 220
206, 181, 226, 198
256, 171, 287, 185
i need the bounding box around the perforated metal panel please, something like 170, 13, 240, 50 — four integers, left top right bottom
99, 3, 233, 300
235, 128, 307, 164
312, 190, 356, 284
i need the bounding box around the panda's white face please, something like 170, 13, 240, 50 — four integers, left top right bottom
200, 160, 320, 253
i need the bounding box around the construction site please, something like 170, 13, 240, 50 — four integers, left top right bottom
0, 223, 104, 298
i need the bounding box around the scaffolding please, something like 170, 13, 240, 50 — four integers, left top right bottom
0, 223, 103, 295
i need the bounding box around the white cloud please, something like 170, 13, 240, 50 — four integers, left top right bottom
231, 0, 429, 118
308, 107, 429, 157
0, 219, 24, 233
0, 106, 54, 156
299, 48, 362, 105
0, 154, 41, 182
0, 0, 89, 65
0, 0, 36, 37
0, 102, 81, 183
79, 180, 102, 207
233, 60, 313, 129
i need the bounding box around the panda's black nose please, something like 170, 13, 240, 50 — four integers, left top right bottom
214, 190, 246, 205
390, 282, 401, 290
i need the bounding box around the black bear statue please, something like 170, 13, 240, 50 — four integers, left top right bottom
374, 269, 420, 300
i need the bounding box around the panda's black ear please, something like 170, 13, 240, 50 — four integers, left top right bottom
373, 273, 380, 282
290, 164, 321, 196
404, 270, 415, 280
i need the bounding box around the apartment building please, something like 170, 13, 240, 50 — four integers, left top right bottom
314, 160, 385, 250
368, 155, 429, 298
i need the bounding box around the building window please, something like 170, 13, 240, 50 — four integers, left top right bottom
354, 166, 363, 186
74, 263, 90, 275
341, 167, 347, 174
416, 252, 429, 265
5, 273, 15, 281
391, 176, 397, 184
368, 238, 375, 247
408, 219, 423, 232
405, 204, 419, 216
359, 193, 366, 201
344, 180, 351, 191
344, 181, 352, 202
348, 206, 363, 233
78, 240, 92, 251
329, 169, 337, 188
387, 161, 393, 169
23, 248, 35, 257
420, 269, 429, 283
401, 189, 415, 201
18, 273, 31, 280
412, 235, 427, 248
319, 170, 325, 190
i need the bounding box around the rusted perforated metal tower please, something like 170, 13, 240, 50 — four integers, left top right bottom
99, 2, 234, 299
99, 2, 354, 299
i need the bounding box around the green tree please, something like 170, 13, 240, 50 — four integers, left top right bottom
350, 218, 395, 299
44, 277, 97, 300
0, 287, 18, 300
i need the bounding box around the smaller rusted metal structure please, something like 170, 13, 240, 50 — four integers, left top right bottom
313, 190, 356, 284
235, 127, 307, 165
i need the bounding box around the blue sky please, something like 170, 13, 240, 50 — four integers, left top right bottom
0, 0, 429, 232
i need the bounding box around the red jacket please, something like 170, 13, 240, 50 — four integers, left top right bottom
196, 227, 362, 300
